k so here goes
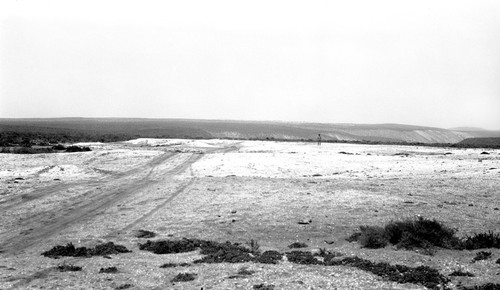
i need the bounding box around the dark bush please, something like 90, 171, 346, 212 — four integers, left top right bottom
350, 217, 462, 250
42, 242, 131, 258
460, 283, 500, 290
327, 256, 449, 290
256, 250, 282, 264
171, 272, 197, 282
346, 232, 361, 242
246, 239, 261, 255
357, 226, 388, 249
286, 251, 323, 265
472, 251, 492, 262
288, 242, 308, 249
138, 239, 204, 254
135, 230, 156, 239
384, 217, 460, 249
52, 144, 66, 150
160, 262, 190, 268
99, 266, 118, 273
65, 146, 91, 152
463, 231, 500, 250
253, 284, 275, 290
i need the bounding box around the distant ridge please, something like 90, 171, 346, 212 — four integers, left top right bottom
449, 127, 487, 131
1, 118, 500, 145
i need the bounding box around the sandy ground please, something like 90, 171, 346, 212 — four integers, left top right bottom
0, 139, 499, 289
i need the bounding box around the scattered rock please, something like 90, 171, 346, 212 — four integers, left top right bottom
57, 264, 82, 272
298, 219, 312, 225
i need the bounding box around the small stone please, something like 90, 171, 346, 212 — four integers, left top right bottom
298, 219, 312, 225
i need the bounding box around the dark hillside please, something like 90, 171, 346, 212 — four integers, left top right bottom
455, 137, 500, 149
1, 118, 499, 146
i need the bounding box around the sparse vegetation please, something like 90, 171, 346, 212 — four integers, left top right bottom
256, 250, 283, 264
357, 226, 388, 249
159, 262, 191, 268
472, 251, 492, 262
349, 217, 470, 250
65, 146, 91, 152
57, 263, 82, 272
135, 229, 156, 239
449, 269, 475, 277
288, 242, 308, 249
42, 242, 131, 258
459, 283, 500, 290
327, 256, 449, 290
246, 239, 261, 255
463, 231, 500, 250
285, 251, 322, 265
253, 284, 275, 290
229, 266, 255, 278
171, 272, 197, 282
99, 266, 118, 273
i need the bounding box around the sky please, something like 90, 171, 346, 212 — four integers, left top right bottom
1, 0, 500, 130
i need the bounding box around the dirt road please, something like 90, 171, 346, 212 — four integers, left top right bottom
0, 143, 239, 255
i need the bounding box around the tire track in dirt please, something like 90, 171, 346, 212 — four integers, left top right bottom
0, 144, 240, 255
0, 152, 179, 255
0, 152, 175, 210
107, 143, 242, 236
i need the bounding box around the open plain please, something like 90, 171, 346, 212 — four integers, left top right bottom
0, 139, 499, 289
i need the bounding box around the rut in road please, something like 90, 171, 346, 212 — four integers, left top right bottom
0, 151, 200, 255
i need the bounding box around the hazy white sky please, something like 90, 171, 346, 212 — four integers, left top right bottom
1, 0, 499, 129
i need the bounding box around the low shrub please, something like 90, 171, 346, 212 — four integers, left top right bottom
256, 250, 282, 264
138, 239, 206, 254
253, 284, 275, 289
327, 256, 449, 290
228, 266, 255, 278
42, 242, 131, 258
357, 226, 388, 249
463, 231, 500, 250
472, 251, 492, 262
99, 267, 118, 273
459, 283, 500, 290
246, 239, 261, 255
159, 262, 190, 268
285, 251, 323, 265
288, 242, 308, 249
350, 217, 463, 250
65, 146, 91, 152
135, 230, 156, 239
171, 272, 197, 282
